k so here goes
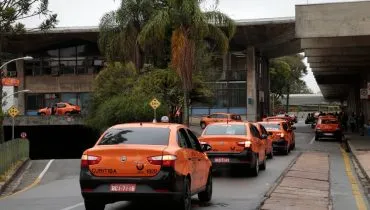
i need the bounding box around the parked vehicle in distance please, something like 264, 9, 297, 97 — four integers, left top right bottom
198, 122, 267, 176
37, 102, 81, 116
315, 116, 343, 141
200, 112, 243, 129
80, 123, 213, 210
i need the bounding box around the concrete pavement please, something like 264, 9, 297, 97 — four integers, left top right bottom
261, 152, 330, 210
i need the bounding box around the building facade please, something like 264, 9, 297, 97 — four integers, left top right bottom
4, 24, 272, 121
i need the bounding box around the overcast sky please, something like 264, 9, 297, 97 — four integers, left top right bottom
21, 0, 366, 93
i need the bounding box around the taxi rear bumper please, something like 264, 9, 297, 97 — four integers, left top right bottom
80, 167, 184, 204
315, 130, 342, 139
272, 139, 289, 150
206, 149, 256, 168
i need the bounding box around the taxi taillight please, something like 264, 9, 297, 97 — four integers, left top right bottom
237, 140, 252, 148
147, 155, 177, 167
81, 154, 101, 168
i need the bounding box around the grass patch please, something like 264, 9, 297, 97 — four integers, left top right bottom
0, 159, 26, 182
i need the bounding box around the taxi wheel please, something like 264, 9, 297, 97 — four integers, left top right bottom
283, 145, 289, 155
200, 122, 206, 129
291, 142, 296, 150
267, 150, 274, 159
250, 154, 259, 177
260, 156, 266, 170
198, 172, 213, 202
178, 178, 191, 210
84, 200, 105, 210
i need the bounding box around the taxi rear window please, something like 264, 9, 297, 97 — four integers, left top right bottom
98, 127, 170, 145
260, 123, 280, 130
321, 119, 338, 124
204, 125, 246, 135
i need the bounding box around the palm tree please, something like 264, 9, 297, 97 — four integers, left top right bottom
98, 0, 156, 70
138, 0, 236, 126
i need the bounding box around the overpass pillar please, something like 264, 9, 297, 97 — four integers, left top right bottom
15, 56, 25, 115
246, 47, 257, 121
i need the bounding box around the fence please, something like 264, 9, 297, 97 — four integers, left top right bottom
0, 139, 29, 177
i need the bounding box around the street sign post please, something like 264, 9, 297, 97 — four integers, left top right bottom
7, 105, 19, 140
149, 98, 161, 122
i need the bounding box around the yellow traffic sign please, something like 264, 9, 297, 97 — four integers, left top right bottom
8, 105, 19, 118
150, 98, 161, 110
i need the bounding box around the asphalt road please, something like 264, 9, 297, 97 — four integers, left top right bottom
0, 121, 368, 210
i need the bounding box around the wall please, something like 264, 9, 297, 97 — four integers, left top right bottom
25, 74, 95, 93
2, 86, 15, 113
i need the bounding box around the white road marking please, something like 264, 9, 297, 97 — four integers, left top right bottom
0, 159, 55, 199
38, 159, 54, 179
309, 136, 315, 144
60, 202, 84, 210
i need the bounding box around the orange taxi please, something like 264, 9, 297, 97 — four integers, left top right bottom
80, 123, 213, 210
254, 123, 274, 159
38, 102, 81, 116
258, 121, 295, 155
315, 116, 343, 141
198, 122, 266, 176
264, 116, 294, 125
200, 112, 243, 129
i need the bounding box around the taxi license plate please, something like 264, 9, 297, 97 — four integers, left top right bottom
110, 184, 136, 192
214, 158, 230, 163
324, 133, 334, 136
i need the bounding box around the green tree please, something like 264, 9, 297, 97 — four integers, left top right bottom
138, 0, 236, 125
135, 68, 213, 121
0, 0, 58, 143
269, 54, 310, 112
86, 62, 168, 130
98, 0, 164, 69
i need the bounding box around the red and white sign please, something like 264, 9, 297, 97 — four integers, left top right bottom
20, 132, 27, 139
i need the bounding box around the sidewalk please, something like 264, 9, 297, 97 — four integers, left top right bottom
347, 133, 370, 182
261, 152, 330, 210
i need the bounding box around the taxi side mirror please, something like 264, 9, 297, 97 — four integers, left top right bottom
201, 143, 212, 152
261, 134, 268, 139
291, 126, 296, 130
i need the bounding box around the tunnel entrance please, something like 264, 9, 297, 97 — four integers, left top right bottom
4, 125, 100, 160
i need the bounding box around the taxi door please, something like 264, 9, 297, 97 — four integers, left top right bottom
186, 129, 208, 188
282, 122, 292, 145
178, 128, 200, 191
250, 125, 265, 161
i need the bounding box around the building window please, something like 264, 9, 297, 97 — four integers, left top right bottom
24, 43, 103, 76
26, 94, 44, 110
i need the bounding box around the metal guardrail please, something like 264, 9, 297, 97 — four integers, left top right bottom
0, 139, 29, 176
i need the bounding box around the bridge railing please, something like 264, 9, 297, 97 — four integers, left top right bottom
0, 139, 29, 178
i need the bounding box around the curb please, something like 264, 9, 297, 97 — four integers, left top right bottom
0, 158, 30, 196
347, 140, 370, 183
257, 152, 302, 210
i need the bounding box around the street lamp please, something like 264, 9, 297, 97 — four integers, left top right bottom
0, 56, 33, 70
2, 89, 31, 101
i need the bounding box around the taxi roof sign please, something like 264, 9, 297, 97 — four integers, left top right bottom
7, 105, 19, 118
150, 98, 161, 110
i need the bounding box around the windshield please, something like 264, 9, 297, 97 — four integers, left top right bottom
204, 124, 246, 135
98, 127, 170, 145
259, 123, 281, 131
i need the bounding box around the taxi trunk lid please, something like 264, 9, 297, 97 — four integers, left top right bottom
87, 145, 167, 177
200, 136, 248, 152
